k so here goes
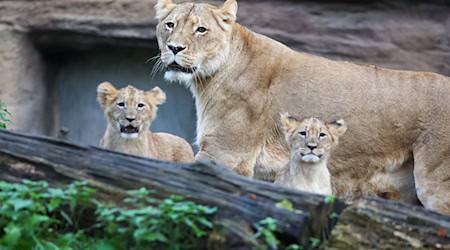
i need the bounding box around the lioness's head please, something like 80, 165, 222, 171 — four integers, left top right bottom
280, 113, 347, 163
155, 0, 238, 84
97, 82, 166, 139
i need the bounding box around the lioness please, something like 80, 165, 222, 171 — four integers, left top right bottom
97, 82, 194, 162
155, 0, 450, 213
274, 114, 347, 196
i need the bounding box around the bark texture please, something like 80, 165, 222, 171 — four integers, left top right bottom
327, 198, 450, 249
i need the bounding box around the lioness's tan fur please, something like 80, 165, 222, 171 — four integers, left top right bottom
97, 82, 194, 162
155, 0, 450, 214
275, 115, 346, 195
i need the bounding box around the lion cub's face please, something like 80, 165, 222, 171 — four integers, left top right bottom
280, 114, 347, 163
97, 82, 166, 139
155, 0, 237, 84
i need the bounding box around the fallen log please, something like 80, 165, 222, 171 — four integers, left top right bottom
0, 129, 345, 248
327, 197, 450, 249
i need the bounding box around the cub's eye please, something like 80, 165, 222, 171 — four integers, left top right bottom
196, 27, 207, 33
319, 132, 327, 138
166, 22, 174, 29
137, 103, 145, 109
117, 102, 125, 108
299, 131, 307, 136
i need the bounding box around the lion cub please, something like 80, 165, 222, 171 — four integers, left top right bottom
97, 82, 194, 162
274, 114, 347, 195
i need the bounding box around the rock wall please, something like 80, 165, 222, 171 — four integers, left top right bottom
0, 0, 449, 135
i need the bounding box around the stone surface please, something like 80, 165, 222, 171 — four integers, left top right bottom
0, 0, 449, 135
0, 28, 56, 135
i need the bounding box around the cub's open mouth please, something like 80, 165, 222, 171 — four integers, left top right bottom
166, 63, 196, 74
120, 125, 139, 134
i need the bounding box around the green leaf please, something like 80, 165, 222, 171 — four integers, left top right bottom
259, 217, 278, 231
48, 188, 65, 198
286, 244, 303, 250
310, 237, 321, 248
60, 210, 73, 225
143, 232, 168, 243
329, 212, 339, 220
92, 241, 116, 250
183, 217, 205, 237
263, 230, 279, 249
198, 205, 217, 214
169, 195, 184, 202
47, 198, 63, 212
1, 223, 22, 246
197, 217, 213, 228
30, 214, 50, 226
324, 195, 336, 204
275, 199, 294, 211
8, 199, 34, 211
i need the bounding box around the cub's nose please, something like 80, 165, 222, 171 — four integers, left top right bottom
307, 144, 317, 150
168, 44, 186, 55
126, 118, 135, 123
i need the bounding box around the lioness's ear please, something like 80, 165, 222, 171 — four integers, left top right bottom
146, 86, 166, 105
212, 0, 238, 29
97, 82, 118, 109
221, 0, 238, 22
326, 119, 347, 141
155, 0, 177, 21
280, 112, 299, 135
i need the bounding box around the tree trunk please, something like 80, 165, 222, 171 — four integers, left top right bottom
327, 198, 450, 249
0, 129, 345, 248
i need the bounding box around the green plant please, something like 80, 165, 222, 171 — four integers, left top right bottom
309, 237, 321, 249
324, 195, 336, 204
275, 199, 304, 214
253, 217, 327, 250
0, 102, 11, 129
252, 217, 280, 250
95, 187, 218, 250
0, 180, 218, 250
286, 244, 303, 250
329, 212, 339, 220
0, 180, 95, 249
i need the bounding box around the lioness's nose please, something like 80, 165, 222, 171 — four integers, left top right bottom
168, 44, 186, 55
126, 117, 135, 122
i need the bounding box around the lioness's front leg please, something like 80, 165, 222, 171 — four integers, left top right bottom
413, 134, 450, 214
195, 137, 260, 177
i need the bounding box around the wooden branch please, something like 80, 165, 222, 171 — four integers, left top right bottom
327, 198, 450, 249
0, 129, 345, 247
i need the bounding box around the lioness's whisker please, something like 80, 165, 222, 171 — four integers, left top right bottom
146, 54, 161, 64
149, 58, 164, 80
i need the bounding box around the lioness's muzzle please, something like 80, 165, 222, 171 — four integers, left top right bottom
166, 62, 196, 74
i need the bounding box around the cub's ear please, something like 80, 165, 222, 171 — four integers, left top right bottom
146, 86, 166, 105
280, 112, 299, 135
155, 0, 177, 21
97, 82, 118, 109
326, 119, 347, 141
212, 0, 238, 29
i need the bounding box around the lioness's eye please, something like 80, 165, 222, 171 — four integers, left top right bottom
319, 133, 327, 138
137, 103, 145, 109
299, 131, 307, 136
166, 22, 174, 29
117, 102, 125, 108
196, 27, 207, 33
